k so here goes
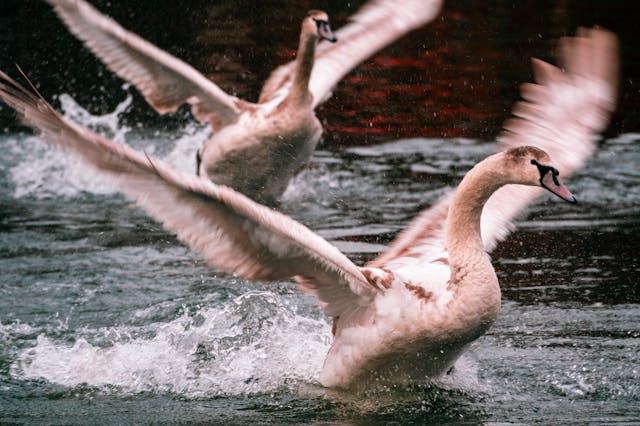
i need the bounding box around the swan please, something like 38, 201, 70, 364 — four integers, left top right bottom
45, 0, 443, 204
0, 27, 618, 389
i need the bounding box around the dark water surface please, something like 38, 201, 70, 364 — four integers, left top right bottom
1, 0, 639, 424
0, 124, 639, 423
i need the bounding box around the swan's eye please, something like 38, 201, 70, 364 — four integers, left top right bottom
313, 19, 328, 30
312, 18, 337, 42
531, 159, 560, 186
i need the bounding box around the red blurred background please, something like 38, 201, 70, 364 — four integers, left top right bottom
1, 0, 638, 145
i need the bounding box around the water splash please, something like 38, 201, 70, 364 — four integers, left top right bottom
13, 291, 330, 397
57, 86, 132, 143
162, 122, 211, 174
10, 286, 485, 399
0, 320, 38, 343
8, 135, 119, 198
6, 90, 212, 199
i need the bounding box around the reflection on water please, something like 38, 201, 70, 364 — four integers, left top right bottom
0, 94, 638, 421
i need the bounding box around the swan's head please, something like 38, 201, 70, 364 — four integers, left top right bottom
304, 10, 337, 43
504, 146, 577, 203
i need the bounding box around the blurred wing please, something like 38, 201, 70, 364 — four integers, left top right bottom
482, 26, 619, 250
369, 27, 619, 268
47, 0, 241, 128
259, 0, 443, 107
0, 71, 376, 318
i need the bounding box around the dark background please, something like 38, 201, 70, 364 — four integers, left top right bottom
1, 0, 638, 145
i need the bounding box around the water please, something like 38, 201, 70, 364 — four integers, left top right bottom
0, 95, 638, 424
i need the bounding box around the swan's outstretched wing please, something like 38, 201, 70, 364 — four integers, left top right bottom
481, 26, 618, 250
259, 0, 443, 108
47, 0, 241, 129
369, 27, 619, 268
0, 71, 377, 318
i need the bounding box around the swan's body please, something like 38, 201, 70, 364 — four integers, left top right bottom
0, 27, 618, 389
46, 0, 443, 204
198, 97, 322, 203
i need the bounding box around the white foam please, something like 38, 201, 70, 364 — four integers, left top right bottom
13, 291, 331, 397
11, 291, 487, 398
10, 135, 119, 198
0, 320, 37, 342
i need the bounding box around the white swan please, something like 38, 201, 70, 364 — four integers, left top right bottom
45, 0, 443, 204
0, 27, 618, 389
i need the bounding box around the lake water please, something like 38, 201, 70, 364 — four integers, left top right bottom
0, 92, 638, 423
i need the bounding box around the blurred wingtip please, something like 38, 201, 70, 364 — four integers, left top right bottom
557, 26, 620, 106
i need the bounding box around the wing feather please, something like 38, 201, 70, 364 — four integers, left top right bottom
47, 0, 241, 128
0, 71, 375, 318
370, 27, 619, 267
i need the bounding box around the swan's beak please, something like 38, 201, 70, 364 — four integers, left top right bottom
317, 20, 338, 43
532, 159, 577, 203
541, 172, 577, 204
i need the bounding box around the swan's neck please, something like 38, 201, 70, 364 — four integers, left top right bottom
445, 155, 507, 329
446, 160, 505, 264
287, 32, 317, 106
